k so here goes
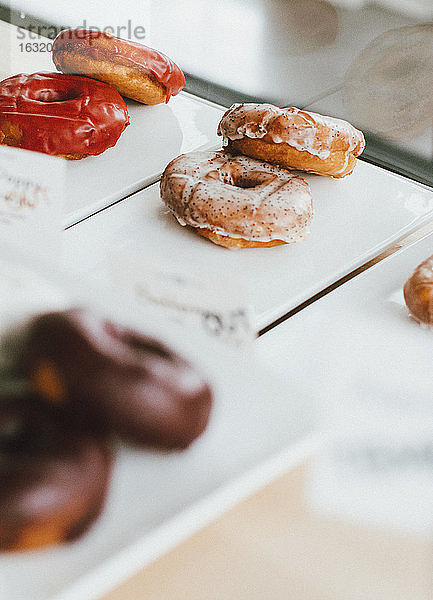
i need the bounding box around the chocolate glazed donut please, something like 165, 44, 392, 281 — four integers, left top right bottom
0, 393, 112, 552
19, 309, 213, 450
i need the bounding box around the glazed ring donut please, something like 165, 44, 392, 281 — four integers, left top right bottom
0, 72, 129, 159
52, 29, 186, 105
160, 150, 313, 249
217, 103, 365, 178
19, 308, 213, 450
403, 255, 433, 325
0, 393, 112, 552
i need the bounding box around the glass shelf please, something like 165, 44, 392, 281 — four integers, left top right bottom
1, 1, 432, 187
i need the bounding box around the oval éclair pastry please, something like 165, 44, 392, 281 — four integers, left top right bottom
217, 103, 365, 178
160, 150, 313, 249
52, 29, 186, 105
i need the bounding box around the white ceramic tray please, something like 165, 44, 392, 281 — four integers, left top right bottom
65, 160, 433, 330
256, 232, 433, 546
0, 21, 224, 227
0, 248, 318, 600
256, 229, 433, 405
62, 93, 222, 227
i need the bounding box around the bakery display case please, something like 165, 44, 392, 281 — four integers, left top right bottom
2, 0, 431, 185
0, 1, 431, 599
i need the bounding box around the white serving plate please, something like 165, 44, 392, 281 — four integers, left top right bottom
0, 247, 318, 600
256, 229, 433, 408
65, 159, 433, 330
62, 93, 222, 227
0, 21, 224, 227
256, 232, 433, 568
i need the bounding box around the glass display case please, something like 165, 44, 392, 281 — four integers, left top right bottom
0, 3, 431, 600
1, 0, 432, 186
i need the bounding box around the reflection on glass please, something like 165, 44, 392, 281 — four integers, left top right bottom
343, 24, 433, 151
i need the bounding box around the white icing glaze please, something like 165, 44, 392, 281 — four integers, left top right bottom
416, 260, 433, 283
217, 103, 365, 163
160, 151, 313, 244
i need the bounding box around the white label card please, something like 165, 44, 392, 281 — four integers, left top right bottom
110, 252, 255, 347
0, 146, 64, 261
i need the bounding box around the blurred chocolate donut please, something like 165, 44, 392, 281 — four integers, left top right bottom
343, 24, 433, 141
0, 393, 112, 552
20, 309, 213, 449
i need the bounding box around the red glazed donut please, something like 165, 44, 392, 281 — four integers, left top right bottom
52, 29, 186, 105
0, 72, 130, 159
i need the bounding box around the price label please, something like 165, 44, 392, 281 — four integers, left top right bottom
0, 146, 64, 260
110, 252, 255, 347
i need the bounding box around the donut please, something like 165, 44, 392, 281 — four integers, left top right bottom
0, 72, 129, 159
0, 393, 112, 552
52, 29, 186, 105
217, 103, 365, 178
160, 150, 313, 249
19, 309, 213, 450
343, 24, 433, 142
403, 255, 433, 325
